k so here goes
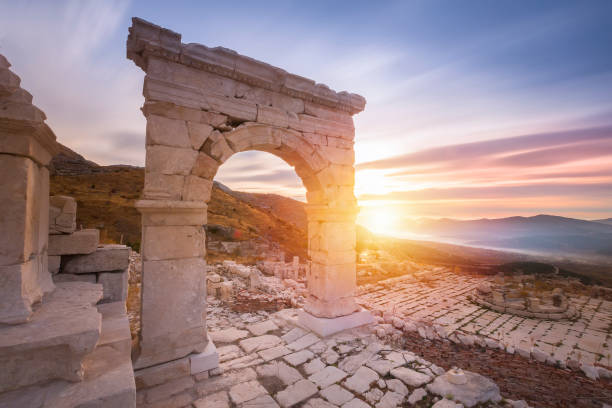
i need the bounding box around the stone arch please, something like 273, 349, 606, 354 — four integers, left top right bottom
195, 123, 328, 205
128, 18, 368, 371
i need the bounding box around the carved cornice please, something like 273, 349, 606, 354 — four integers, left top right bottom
127, 17, 366, 115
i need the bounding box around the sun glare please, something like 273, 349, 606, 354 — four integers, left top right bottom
358, 205, 402, 236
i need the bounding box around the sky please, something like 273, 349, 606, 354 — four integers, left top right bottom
1, 0, 611, 232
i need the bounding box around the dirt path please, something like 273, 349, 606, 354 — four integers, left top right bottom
400, 332, 612, 408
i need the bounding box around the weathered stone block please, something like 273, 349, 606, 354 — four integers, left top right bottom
257, 105, 289, 127
136, 257, 207, 369
207, 130, 234, 163
48, 195, 76, 234
182, 175, 213, 202
0, 282, 102, 393
190, 339, 220, 374
143, 172, 185, 200
53, 272, 97, 284
63, 245, 130, 274
138, 200, 207, 227
146, 114, 190, 148
187, 121, 213, 150
191, 151, 219, 180
145, 145, 198, 176
0, 259, 44, 324
98, 269, 129, 302
142, 225, 205, 261
48, 229, 99, 256
135, 356, 190, 389
0, 155, 37, 265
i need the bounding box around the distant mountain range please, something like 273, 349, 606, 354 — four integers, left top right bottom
595, 218, 612, 226
405, 215, 612, 259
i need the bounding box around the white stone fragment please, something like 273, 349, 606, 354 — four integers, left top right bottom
304, 358, 326, 375
408, 387, 427, 404
276, 379, 318, 408
287, 333, 320, 351
284, 349, 314, 366
309, 365, 349, 389
390, 367, 432, 387
240, 335, 282, 353
247, 320, 279, 336
375, 391, 404, 408
229, 380, 268, 405
343, 366, 379, 394
211, 327, 250, 343
320, 384, 354, 405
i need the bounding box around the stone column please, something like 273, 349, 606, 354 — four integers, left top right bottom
135, 199, 208, 369
299, 205, 372, 336
304, 205, 359, 317
0, 54, 57, 324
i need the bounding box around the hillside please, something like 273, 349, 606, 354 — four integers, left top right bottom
49, 143, 308, 260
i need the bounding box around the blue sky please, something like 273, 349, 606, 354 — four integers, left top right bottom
1, 0, 611, 224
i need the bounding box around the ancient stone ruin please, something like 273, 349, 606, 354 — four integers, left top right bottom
2, 16, 608, 408
473, 277, 579, 320
0, 54, 135, 406
126, 16, 372, 375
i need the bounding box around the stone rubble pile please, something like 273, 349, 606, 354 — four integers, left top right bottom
359, 269, 612, 381
206, 260, 308, 308
48, 195, 130, 303
149, 303, 532, 408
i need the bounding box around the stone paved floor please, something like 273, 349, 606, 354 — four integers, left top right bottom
200, 302, 522, 408
357, 268, 612, 369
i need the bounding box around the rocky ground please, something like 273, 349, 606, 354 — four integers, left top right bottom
201, 306, 524, 408
359, 268, 612, 374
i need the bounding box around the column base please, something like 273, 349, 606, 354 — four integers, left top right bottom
297, 308, 374, 337
190, 338, 219, 374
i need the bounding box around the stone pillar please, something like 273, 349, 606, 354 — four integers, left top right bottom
304, 205, 359, 318
299, 205, 373, 336
0, 54, 58, 324
135, 199, 209, 369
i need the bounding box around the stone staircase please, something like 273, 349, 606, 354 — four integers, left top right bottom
0, 282, 136, 407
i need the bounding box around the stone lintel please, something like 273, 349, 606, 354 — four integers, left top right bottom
297, 308, 374, 337
127, 17, 366, 115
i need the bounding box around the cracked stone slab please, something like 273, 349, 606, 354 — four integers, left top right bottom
229, 380, 268, 405
366, 358, 402, 376
284, 349, 314, 366
247, 320, 280, 336
320, 384, 354, 406
427, 370, 501, 407
304, 358, 326, 375
390, 367, 432, 388
287, 333, 320, 351
309, 365, 349, 389
343, 366, 379, 394
276, 379, 318, 408
211, 327, 250, 343
256, 361, 303, 386
240, 335, 282, 354
258, 345, 292, 362
281, 327, 307, 344
375, 391, 404, 408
